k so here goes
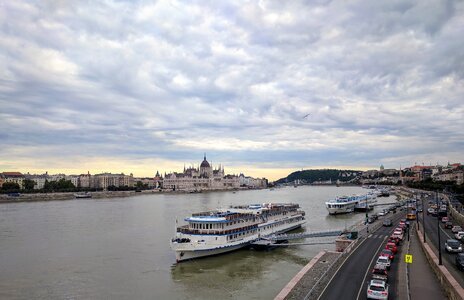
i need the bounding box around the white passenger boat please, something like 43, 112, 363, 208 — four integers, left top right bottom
325, 195, 360, 214
170, 203, 306, 262
74, 192, 92, 198
354, 192, 378, 211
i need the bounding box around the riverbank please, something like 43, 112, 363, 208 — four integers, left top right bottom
0, 187, 265, 204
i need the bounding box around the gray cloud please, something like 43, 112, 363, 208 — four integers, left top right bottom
0, 0, 463, 174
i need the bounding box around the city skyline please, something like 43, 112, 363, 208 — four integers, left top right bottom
1, 1, 463, 182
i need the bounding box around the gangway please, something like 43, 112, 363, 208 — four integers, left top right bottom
263, 229, 344, 241
251, 229, 345, 249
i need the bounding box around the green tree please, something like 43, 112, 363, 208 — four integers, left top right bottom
1, 182, 20, 191
24, 179, 36, 190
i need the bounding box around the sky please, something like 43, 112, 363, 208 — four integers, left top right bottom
0, 0, 463, 181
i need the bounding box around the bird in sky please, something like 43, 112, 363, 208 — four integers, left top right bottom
302, 113, 310, 119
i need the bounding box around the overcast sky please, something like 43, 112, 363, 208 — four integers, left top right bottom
1, 0, 463, 180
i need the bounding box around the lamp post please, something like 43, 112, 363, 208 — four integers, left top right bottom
416, 193, 419, 230
365, 194, 369, 233
436, 190, 442, 265
422, 195, 426, 243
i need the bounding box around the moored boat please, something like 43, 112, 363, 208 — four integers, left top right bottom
74, 192, 92, 198
325, 195, 360, 214
170, 203, 306, 262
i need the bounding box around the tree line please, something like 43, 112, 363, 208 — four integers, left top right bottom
1, 178, 153, 194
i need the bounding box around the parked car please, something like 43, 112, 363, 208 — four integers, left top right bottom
383, 219, 392, 227
380, 249, 394, 261
388, 236, 400, 245
372, 265, 388, 282
441, 217, 450, 223
427, 208, 435, 215
455, 232, 464, 241
456, 253, 464, 271
452, 226, 463, 233
445, 222, 453, 229
367, 279, 389, 300
445, 239, 463, 253
392, 230, 404, 241
385, 242, 397, 254
376, 256, 391, 270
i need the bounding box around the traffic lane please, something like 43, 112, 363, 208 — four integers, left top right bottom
359, 212, 406, 300
421, 212, 464, 287
319, 232, 387, 300
319, 213, 404, 300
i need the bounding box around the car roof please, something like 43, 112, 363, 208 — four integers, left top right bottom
369, 279, 386, 287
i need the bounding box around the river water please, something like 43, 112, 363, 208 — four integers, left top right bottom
0, 186, 396, 299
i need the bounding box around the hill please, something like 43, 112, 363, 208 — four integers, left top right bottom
275, 169, 362, 184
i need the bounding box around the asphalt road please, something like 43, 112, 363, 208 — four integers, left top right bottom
318, 211, 405, 300
420, 206, 464, 288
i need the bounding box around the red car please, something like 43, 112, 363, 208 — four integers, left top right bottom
380, 249, 395, 261
386, 242, 397, 253
389, 235, 400, 245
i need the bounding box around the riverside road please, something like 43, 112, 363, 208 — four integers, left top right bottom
318, 211, 405, 300
420, 207, 464, 288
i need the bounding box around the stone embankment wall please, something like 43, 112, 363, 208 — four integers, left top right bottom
450, 205, 464, 228
0, 190, 142, 203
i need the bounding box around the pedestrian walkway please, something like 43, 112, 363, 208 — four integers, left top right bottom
408, 225, 447, 299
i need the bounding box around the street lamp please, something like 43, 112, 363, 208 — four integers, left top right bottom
422, 195, 426, 243
436, 190, 442, 265
416, 193, 419, 230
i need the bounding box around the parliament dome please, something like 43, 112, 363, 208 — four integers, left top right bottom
200, 155, 210, 168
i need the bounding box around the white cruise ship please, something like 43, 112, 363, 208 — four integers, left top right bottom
170, 203, 306, 262
325, 195, 360, 214
354, 192, 378, 211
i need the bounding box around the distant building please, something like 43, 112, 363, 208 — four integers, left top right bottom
1, 172, 25, 189
25, 173, 48, 189
94, 173, 134, 190
133, 177, 156, 188
78, 172, 92, 188
162, 155, 242, 191
238, 173, 267, 188
434, 170, 464, 185
153, 171, 163, 189
66, 175, 80, 187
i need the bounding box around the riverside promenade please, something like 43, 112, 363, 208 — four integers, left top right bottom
397, 223, 446, 300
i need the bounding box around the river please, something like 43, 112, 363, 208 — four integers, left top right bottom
0, 186, 397, 299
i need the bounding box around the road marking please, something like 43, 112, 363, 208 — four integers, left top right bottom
440, 225, 453, 240
355, 235, 388, 300
355, 220, 403, 300
318, 213, 406, 300
317, 236, 368, 300
368, 234, 372, 238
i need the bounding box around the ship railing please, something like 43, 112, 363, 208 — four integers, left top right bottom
176, 224, 258, 235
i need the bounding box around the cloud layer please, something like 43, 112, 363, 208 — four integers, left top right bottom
1, 0, 463, 179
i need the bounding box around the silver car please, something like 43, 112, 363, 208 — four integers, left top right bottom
367, 279, 389, 299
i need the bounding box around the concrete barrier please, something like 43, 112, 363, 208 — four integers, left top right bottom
450, 205, 464, 228
416, 227, 464, 300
